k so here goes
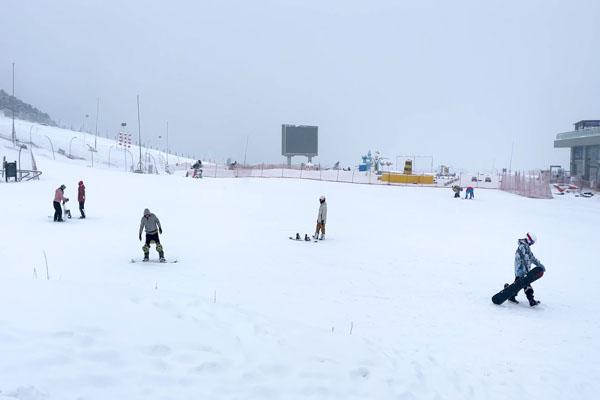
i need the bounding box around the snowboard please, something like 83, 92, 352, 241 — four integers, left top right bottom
130, 258, 178, 264
492, 266, 545, 305
289, 233, 317, 242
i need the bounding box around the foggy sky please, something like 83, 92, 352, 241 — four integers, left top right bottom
1, 0, 599, 171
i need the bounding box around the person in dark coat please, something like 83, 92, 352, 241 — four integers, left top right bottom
78, 181, 86, 219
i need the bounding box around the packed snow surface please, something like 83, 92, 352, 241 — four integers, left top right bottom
0, 138, 599, 399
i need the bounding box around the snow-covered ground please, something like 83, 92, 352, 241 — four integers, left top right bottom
0, 128, 599, 399
0, 115, 194, 173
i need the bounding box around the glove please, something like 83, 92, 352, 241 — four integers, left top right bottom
159, 228, 163, 234
138, 234, 142, 241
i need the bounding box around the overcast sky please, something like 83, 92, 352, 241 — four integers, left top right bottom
1, 0, 599, 170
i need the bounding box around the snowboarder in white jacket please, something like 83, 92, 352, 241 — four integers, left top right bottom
509, 232, 545, 306
313, 196, 327, 240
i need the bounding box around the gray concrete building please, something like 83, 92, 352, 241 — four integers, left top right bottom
554, 120, 600, 183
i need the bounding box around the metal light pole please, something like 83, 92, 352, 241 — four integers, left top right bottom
121, 122, 127, 172
509, 141, 514, 174
166, 121, 169, 166
44, 135, 55, 160
69, 136, 78, 158
243, 135, 249, 167
94, 97, 100, 150
11, 62, 16, 145
18, 144, 27, 181
136, 95, 142, 172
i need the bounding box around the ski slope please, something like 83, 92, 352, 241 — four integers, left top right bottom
0, 132, 599, 399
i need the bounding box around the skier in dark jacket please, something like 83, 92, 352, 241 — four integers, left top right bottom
78, 181, 86, 219
452, 185, 462, 198
508, 232, 545, 306
139, 208, 165, 262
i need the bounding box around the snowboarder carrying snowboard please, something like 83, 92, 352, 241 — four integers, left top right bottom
139, 208, 165, 262
509, 232, 545, 306
53, 184, 68, 222
78, 180, 86, 219
313, 195, 327, 240
452, 185, 462, 198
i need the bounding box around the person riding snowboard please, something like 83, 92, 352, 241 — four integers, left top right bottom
78, 180, 86, 219
53, 184, 68, 222
313, 195, 327, 240
138, 208, 165, 262
508, 232, 545, 306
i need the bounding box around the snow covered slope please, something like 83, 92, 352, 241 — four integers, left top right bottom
0, 135, 599, 399
0, 115, 194, 173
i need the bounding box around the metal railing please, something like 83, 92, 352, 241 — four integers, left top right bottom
556, 127, 600, 141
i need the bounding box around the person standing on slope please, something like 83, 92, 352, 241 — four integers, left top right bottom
313, 195, 327, 240
139, 208, 165, 262
508, 232, 545, 306
53, 184, 68, 222
78, 181, 86, 219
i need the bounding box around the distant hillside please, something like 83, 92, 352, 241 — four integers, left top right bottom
0, 89, 56, 126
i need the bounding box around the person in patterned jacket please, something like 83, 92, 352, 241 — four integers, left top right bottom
508, 232, 545, 306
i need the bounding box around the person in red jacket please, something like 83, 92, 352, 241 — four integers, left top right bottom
78, 181, 86, 219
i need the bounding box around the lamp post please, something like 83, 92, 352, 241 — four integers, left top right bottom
44, 135, 55, 160
11, 62, 16, 146
136, 95, 143, 172
69, 136, 79, 158
121, 122, 128, 172
18, 144, 27, 181
94, 97, 100, 150
29, 125, 35, 146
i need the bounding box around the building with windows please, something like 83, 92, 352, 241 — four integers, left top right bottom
554, 120, 600, 183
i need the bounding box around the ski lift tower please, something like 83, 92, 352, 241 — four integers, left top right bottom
281, 124, 318, 167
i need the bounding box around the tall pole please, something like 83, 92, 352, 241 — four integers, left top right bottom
509, 141, 514, 174
11, 62, 16, 145
137, 95, 142, 172
243, 135, 249, 166
166, 121, 169, 166
94, 97, 100, 150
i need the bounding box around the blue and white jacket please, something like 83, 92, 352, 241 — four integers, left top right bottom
514, 239, 545, 278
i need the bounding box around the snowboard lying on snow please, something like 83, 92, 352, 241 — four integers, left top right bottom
492, 266, 545, 305
289, 233, 318, 242
130, 258, 178, 264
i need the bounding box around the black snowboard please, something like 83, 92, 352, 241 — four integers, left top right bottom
492, 266, 545, 305
289, 233, 317, 242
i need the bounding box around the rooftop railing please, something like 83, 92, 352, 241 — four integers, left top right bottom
556, 126, 600, 140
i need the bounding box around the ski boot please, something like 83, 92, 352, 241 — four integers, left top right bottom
143, 254, 150, 262
525, 288, 540, 307
528, 297, 540, 307
159, 250, 166, 263
319, 234, 325, 240
504, 283, 519, 303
